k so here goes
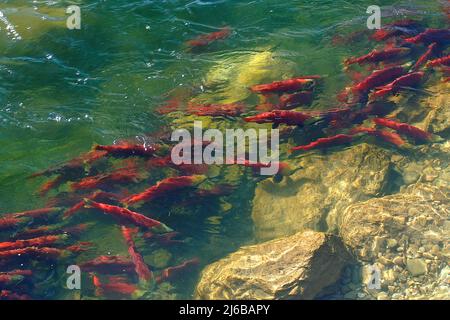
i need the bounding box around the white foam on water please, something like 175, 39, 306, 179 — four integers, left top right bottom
0, 10, 22, 40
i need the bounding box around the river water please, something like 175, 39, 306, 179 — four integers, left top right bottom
0, 0, 448, 299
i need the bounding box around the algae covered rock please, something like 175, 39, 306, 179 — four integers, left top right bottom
194, 49, 295, 104
339, 183, 449, 300
195, 230, 351, 300
251, 143, 392, 241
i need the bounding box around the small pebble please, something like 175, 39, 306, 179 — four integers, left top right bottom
393, 256, 404, 266
406, 258, 428, 276
377, 292, 389, 300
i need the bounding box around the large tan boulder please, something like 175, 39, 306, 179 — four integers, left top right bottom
195, 230, 351, 300
251, 143, 391, 241
339, 183, 449, 300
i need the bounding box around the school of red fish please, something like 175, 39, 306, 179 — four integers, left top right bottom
1, 15, 449, 299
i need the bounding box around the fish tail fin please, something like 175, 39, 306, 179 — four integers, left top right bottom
27, 171, 45, 179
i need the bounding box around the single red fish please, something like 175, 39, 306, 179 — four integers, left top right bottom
186, 27, 231, 47
155, 99, 181, 115
122, 175, 204, 206
369, 71, 425, 100
426, 54, 450, 67
278, 91, 314, 109
249, 77, 318, 94
121, 226, 152, 283
0, 247, 66, 260
64, 191, 122, 218
145, 155, 172, 168
94, 142, 158, 158
13, 223, 89, 240
91, 274, 138, 297
404, 28, 450, 45
0, 216, 24, 231
175, 162, 210, 176
340, 65, 406, 103
353, 65, 406, 93
4, 207, 61, 220
38, 175, 64, 196
70, 167, 141, 191
29, 150, 105, 179
146, 155, 209, 175
373, 118, 432, 142
0, 235, 66, 251
413, 43, 439, 70
63, 202, 85, 219
156, 258, 200, 284
81, 255, 135, 275
92, 274, 103, 296
187, 102, 245, 117
371, 19, 422, 41
244, 110, 314, 126
349, 126, 406, 147
186, 26, 231, 48
85, 199, 173, 233
0, 269, 33, 277
12, 225, 52, 239
291, 134, 353, 152
66, 242, 93, 253
344, 47, 411, 66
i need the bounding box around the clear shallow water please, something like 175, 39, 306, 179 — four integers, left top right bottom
0, 0, 448, 299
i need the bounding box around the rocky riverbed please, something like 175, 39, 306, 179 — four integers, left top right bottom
195, 84, 450, 300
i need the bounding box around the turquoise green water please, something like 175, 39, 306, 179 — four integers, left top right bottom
0, 0, 447, 299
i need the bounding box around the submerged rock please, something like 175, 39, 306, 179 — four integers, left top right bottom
406, 259, 427, 277
390, 81, 450, 138
251, 143, 392, 241
193, 49, 295, 104
422, 82, 450, 138
339, 183, 449, 299
389, 142, 450, 189
195, 230, 350, 300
